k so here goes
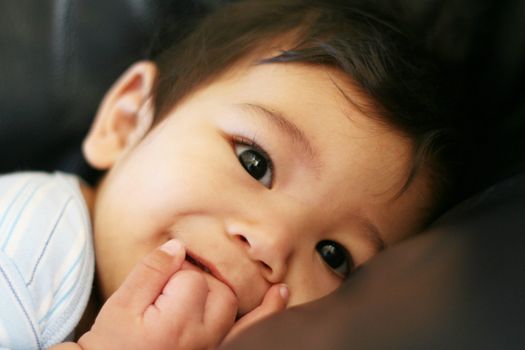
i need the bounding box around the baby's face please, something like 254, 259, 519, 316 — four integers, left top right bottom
88, 61, 433, 316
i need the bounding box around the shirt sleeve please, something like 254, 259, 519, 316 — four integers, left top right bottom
0, 172, 94, 349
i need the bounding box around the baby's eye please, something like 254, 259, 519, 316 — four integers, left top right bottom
316, 240, 353, 278
235, 142, 273, 188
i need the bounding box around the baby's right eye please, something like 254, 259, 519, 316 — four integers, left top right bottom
234, 140, 273, 188
316, 240, 353, 278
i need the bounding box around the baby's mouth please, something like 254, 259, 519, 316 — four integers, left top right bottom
185, 254, 244, 320
184, 250, 238, 303
185, 253, 211, 274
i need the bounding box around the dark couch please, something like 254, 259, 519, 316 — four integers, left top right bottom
1, 0, 524, 349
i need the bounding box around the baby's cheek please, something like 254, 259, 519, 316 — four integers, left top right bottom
286, 291, 318, 308
287, 277, 342, 307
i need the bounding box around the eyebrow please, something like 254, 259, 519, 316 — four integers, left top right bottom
236, 103, 317, 162
345, 213, 385, 253
362, 218, 386, 252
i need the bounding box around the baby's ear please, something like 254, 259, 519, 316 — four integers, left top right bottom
83, 61, 157, 170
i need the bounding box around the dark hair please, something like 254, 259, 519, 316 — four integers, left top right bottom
149, 0, 456, 219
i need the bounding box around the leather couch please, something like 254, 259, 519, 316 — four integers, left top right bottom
1, 0, 523, 349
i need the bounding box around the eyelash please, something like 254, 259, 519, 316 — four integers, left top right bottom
232, 135, 274, 186
232, 135, 266, 153
232, 136, 274, 168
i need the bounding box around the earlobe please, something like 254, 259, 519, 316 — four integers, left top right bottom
83, 61, 157, 170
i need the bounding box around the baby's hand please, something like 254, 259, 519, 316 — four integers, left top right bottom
78, 239, 238, 350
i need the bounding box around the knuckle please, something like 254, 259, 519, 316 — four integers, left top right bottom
222, 290, 238, 309
174, 270, 208, 288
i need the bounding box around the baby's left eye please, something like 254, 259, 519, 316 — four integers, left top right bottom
316, 240, 353, 278
235, 142, 273, 188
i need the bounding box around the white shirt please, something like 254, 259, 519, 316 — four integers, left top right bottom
0, 172, 94, 349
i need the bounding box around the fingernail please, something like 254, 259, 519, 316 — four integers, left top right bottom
160, 239, 181, 256
279, 284, 289, 301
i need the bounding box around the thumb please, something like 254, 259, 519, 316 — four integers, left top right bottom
108, 239, 186, 313
224, 284, 289, 343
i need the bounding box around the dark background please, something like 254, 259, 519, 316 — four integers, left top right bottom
1, 0, 524, 197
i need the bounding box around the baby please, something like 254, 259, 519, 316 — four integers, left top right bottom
0, 0, 453, 349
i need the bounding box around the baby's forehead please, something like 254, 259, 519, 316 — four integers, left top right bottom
242, 67, 387, 137
186, 60, 415, 178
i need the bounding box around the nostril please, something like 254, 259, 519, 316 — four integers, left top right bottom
234, 234, 250, 247
260, 261, 272, 272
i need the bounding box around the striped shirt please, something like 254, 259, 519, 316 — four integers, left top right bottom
0, 172, 94, 349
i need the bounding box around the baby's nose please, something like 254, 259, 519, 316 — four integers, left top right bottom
230, 228, 293, 283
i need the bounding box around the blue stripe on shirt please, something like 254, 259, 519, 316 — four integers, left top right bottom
27, 197, 73, 286
1, 181, 44, 251
0, 179, 32, 248
38, 249, 84, 326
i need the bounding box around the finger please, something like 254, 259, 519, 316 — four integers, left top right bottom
148, 272, 232, 349
152, 269, 210, 323
202, 276, 239, 343
109, 239, 185, 313
224, 284, 289, 343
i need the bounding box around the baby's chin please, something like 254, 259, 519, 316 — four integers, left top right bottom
228, 291, 262, 320
234, 303, 260, 323
236, 285, 271, 318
